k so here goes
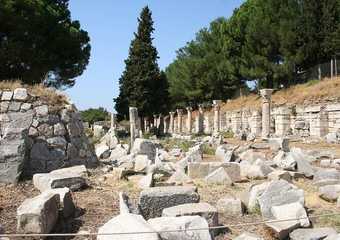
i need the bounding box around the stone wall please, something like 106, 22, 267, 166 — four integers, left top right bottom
0, 88, 97, 183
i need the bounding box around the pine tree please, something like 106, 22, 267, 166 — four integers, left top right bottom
114, 6, 163, 119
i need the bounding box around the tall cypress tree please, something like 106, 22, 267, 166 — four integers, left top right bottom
114, 6, 163, 120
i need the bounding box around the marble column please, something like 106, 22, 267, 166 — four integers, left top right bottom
186, 107, 193, 134
153, 115, 158, 128
260, 89, 273, 139
129, 107, 138, 147
144, 117, 149, 133
110, 113, 117, 129
177, 109, 183, 133
195, 104, 204, 134
213, 100, 222, 133
169, 111, 175, 134
164, 116, 170, 134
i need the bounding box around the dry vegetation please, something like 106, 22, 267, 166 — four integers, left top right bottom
0, 80, 69, 108
220, 77, 340, 112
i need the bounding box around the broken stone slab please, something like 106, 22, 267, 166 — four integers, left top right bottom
266, 221, 300, 240
217, 196, 244, 216
204, 167, 233, 185
97, 213, 159, 240
33, 165, 88, 192
162, 202, 218, 231
291, 148, 315, 178
268, 170, 292, 182
167, 170, 192, 185
258, 180, 305, 219
215, 144, 236, 162
45, 187, 75, 218
138, 173, 153, 189
138, 186, 200, 220
148, 216, 212, 240
247, 182, 271, 211
315, 179, 340, 187
109, 144, 129, 160
234, 232, 264, 240
17, 192, 59, 234
314, 168, 340, 182
134, 155, 151, 172
271, 202, 310, 227
289, 228, 337, 240
95, 143, 110, 159
325, 234, 340, 240
188, 162, 241, 182
239, 149, 266, 164
131, 138, 156, 162
273, 151, 296, 171
319, 184, 340, 202
268, 138, 290, 152
242, 163, 273, 180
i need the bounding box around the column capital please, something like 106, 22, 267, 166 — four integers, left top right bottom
260, 89, 273, 102
169, 111, 175, 116
176, 109, 183, 115
186, 106, 193, 112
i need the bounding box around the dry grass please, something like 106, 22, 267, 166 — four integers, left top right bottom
220, 77, 340, 112
0, 80, 69, 108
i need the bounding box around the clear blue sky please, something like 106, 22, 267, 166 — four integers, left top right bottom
66, 0, 245, 112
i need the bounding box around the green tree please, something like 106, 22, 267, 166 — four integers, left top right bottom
80, 107, 109, 125
114, 6, 165, 120
0, 0, 91, 88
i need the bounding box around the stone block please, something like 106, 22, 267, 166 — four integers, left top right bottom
204, 167, 233, 185
1, 91, 13, 101
138, 186, 199, 220
17, 192, 59, 233
13, 88, 28, 101
217, 196, 244, 216
131, 138, 156, 161
319, 184, 340, 202
46, 187, 75, 218
289, 228, 337, 240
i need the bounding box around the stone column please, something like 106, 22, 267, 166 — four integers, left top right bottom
169, 111, 175, 134
275, 107, 291, 136
158, 114, 164, 135
144, 117, 149, 133
250, 110, 262, 136
110, 113, 117, 129
260, 89, 273, 139
177, 109, 183, 133
164, 116, 170, 134
153, 115, 158, 128
195, 104, 204, 134
213, 100, 222, 133
129, 107, 138, 147
186, 107, 193, 134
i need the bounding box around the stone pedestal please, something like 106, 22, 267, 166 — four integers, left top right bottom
213, 100, 222, 133
195, 104, 204, 134
169, 112, 175, 134
186, 107, 193, 134
177, 109, 183, 134
260, 89, 273, 139
129, 107, 138, 147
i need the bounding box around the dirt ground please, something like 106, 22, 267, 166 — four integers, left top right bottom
1, 139, 340, 239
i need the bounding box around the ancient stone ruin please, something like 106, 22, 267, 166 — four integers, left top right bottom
0, 88, 97, 183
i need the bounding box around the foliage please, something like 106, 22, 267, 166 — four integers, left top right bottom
166, 0, 340, 106
80, 107, 109, 125
0, 0, 91, 88
202, 144, 215, 155
114, 6, 169, 120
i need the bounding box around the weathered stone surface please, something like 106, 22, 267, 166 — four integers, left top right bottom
319, 184, 340, 201
1, 91, 13, 101
314, 168, 340, 182
17, 192, 59, 234
148, 216, 212, 240
162, 202, 218, 229
215, 144, 235, 162
46, 137, 67, 149
35, 105, 49, 116
204, 167, 233, 185
95, 144, 110, 159
273, 151, 296, 171
268, 170, 292, 182
234, 232, 263, 240
110, 144, 129, 160
33, 165, 87, 192
258, 180, 304, 218
325, 234, 340, 240
97, 214, 159, 240
131, 138, 156, 161
46, 187, 75, 218
138, 173, 153, 189
247, 182, 270, 211
239, 149, 266, 163
242, 163, 273, 180
188, 162, 241, 182
271, 202, 309, 227
8, 101, 21, 111
217, 196, 244, 216
167, 170, 192, 185
266, 221, 300, 240
289, 228, 337, 240
138, 186, 200, 220
53, 123, 66, 136
13, 88, 28, 101
291, 148, 314, 177
134, 155, 151, 172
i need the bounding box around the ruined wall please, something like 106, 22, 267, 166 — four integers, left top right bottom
0, 88, 97, 183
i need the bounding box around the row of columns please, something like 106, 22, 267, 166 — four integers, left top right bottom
128, 88, 274, 144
